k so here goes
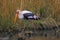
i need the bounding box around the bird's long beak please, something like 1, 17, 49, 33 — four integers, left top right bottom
14, 12, 18, 24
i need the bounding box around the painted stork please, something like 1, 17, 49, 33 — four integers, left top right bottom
14, 10, 40, 24
16, 10, 40, 20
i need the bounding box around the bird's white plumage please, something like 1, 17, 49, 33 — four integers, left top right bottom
21, 10, 32, 14
18, 13, 24, 19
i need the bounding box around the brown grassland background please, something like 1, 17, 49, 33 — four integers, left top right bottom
0, 0, 60, 29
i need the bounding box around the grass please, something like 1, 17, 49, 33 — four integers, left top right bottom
0, 0, 60, 40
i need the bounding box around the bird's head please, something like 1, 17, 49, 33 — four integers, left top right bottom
16, 10, 21, 14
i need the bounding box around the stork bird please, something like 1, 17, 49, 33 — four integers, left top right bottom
16, 10, 40, 20
14, 10, 40, 24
